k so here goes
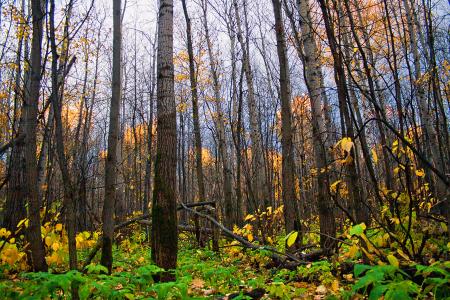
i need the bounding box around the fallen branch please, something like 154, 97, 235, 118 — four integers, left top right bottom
83, 201, 215, 268
179, 202, 315, 268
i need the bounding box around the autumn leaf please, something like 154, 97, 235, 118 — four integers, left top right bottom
286, 231, 298, 247
387, 254, 399, 267
340, 137, 353, 152
330, 180, 342, 193
191, 278, 205, 289
244, 214, 255, 221
415, 169, 425, 177
371, 148, 378, 163
247, 233, 254, 242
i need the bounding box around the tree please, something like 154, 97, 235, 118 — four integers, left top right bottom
101, 0, 122, 273
200, 0, 234, 230
180, 0, 206, 246
271, 0, 300, 251
233, 0, 266, 211
24, 0, 47, 272
48, 0, 77, 271
151, 0, 178, 282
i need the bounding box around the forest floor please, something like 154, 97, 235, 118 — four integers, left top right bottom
0, 219, 449, 299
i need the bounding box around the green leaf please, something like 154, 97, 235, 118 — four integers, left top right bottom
354, 264, 372, 277
369, 284, 388, 300
285, 231, 298, 247
349, 223, 366, 236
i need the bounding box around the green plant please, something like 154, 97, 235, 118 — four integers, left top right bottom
296, 260, 335, 284
415, 261, 450, 299
350, 264, 420, 300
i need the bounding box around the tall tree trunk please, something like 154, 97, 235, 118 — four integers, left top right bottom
24, 0, 47, 272
233, 0, 266, 210
180, 0, 205, 247
295, 0, 337, 253
271, 0, 300, 251
201, 0, 234, 229
151, 0, 178, 282
49, 0, 77, 272
101, 0, 122, 273
317, 0, 365, 227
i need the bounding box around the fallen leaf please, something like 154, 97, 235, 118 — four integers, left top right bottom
316, 285, 327, 295
191, 278, 205, 289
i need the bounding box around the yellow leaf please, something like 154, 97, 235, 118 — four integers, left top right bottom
387, 254, 399, 267
45, 236, 53, 247
348, 244, 358, 258
371, 148, 378, 164
243, 224, 253, 232
340, 137, 354, 152
286, 231, 298, 247
267, 237, 273, 244
330, 180, 342, 193
17, 218, 29, 228
331, 279, 340, 292
55, 223, 63, 231
247, 233, 254, 242
0, 228, 10, 238
415, 169, 425, 177
52, 242, 60, 251
244, 214, 254, 221
397, 249, 410, 261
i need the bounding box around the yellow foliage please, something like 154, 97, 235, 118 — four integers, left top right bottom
387, 254, 399, 267
46, 251, 64, 266
55, 223, 63, 231
415, 169, 425, 177
247, 233, 254, 242
0, 228, 11, 238
1, 244, 24, 266
371, 148, 378, 164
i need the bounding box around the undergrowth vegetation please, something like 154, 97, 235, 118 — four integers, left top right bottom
0, 213, 449, 299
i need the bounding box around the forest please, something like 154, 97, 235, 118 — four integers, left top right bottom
0, 0, 449, 298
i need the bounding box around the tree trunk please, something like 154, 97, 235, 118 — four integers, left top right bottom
24, 0, 47, 272
180, 0, 205, 247
201, 0, 234, 230
296, 0, 336, 253
233, 0, 266, 211
151, 0, 178, 282
101, 0, 122, 273
271, 0, 300, 251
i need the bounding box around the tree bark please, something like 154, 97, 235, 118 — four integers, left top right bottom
24, 0, 47, 272
101, 0, 122, 273
151, 0, 178, 282
271, 0, 300, 251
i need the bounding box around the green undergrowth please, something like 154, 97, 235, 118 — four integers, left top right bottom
0, 230, 449, 299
